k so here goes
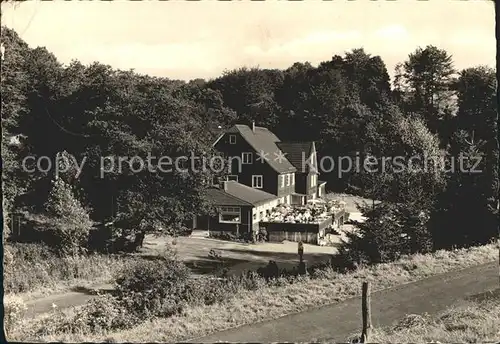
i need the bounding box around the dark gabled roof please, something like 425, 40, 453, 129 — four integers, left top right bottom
275, 142, 314, 173
226, 125, 297, 174
206, 188, 252, 206
206, 181, 278, 207
224, 181, 277, 205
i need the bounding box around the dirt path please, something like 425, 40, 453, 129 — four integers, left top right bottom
191, 261, 498, 343
23, 283, 114, 318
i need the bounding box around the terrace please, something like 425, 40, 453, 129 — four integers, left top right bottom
262, 199, 347, 225
259, 199, 348, 245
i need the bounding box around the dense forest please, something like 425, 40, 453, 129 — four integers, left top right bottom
2, 26, 498, 261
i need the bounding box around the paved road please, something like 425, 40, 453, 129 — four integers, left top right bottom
191, 261, 498, 343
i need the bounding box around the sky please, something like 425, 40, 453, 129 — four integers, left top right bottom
1, 0, 496, 82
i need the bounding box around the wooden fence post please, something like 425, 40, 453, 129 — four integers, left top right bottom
298, 241, 304, 263
360, 281, 372, 343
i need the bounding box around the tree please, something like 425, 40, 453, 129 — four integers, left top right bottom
76, 70, 219, 241
342, 48, 392, 109
1, 26, 31, 235
350, 105, 445, 209
208, 67, 283, 128
430, 66, 498, 248
395, 45, 457, 143
44, 177, 93, 255
174, 83, 236, 139
335, 201, 432, 267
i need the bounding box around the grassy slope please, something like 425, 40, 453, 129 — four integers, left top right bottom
18, 243, 497, 342
372, 288, 500, 342
5, 251, 135, 300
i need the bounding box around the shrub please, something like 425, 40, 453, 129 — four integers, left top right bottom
236, 271, 267, 290
4, 244, 14, 275
71, 294, 135, 333
34, 294, 136, 337
9, 241, 55, 260
115, 258, 192, 318
208, 231, 250, 242
335, 202, 433, 267
257, 228, 268, 242
44, 178, 93, 255
207, 249, 227, 276
208, 248, 222, 260
87, 223, 146, 254
4, 296, 28, 337
184, 272, 267, 306
257, 260, 281, 279
185, 277, 238, 306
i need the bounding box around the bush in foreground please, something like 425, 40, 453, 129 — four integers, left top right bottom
115, 258, 192, 318
32, 294, 137, 338
4, 295, 28, 337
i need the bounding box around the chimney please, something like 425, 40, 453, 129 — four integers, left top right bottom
252, 121, 255, 132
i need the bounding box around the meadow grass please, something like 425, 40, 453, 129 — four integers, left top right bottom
11, 243, 497, 342
4, 243, 137, 299
372, 288, 500, 342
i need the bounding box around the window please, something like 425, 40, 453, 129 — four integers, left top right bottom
280, 175, 285, 187
252, 175, 263, 188
229, 135, 236, 144
291, 173, 295, 185
242, 152, 253, 164
219, 206, 241, 223
259, 211, 263, 219
226, 175, 238, 182
253, 213, 257, 221
286, 174, 290, 186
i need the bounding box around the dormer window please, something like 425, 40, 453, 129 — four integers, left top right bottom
229, 135, 236, 144
242, 152, 253, 164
